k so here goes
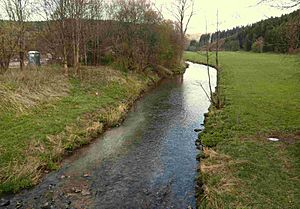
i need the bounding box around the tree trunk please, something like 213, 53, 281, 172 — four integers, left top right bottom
19, 47, 24, 70
84, 43, 87, 65
63, 44, 68, 74
207, 48, 214, 103
73, 22, 77, 72
216, 10, 219, 67
19, 26, 25, 70
62, 20, 68, 75
75, 17, 80, 74
94, 39, 97, 65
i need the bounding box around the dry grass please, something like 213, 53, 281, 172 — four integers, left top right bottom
4, 115, 106, 187
0, 64, 160, 194
100, 103, 129, 126
0, 145, 45, 190
0, 67, 70, 114
78, 66, 128, 85
62, 114, 105, 152
199, 148, 248, 209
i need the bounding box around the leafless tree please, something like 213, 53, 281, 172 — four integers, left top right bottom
108, 0, 166, 71
0, 21, 19, 72
286, 16, 300, 52
214, 9, 224, 109
171, 0, 195, 56
1, 0, 31, 70
202, 19, 223, 109
258, 0, 300, 8
41, 0, 105, 72
205, 20, 214, 104
215, 9, 219, 67
42, 0, 69, 74
82, 0, 104, 66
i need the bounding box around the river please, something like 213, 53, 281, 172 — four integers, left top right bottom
4, 62, 217, 209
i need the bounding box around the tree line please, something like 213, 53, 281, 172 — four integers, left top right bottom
0, 0, 195, 74
192, 9, 300, 53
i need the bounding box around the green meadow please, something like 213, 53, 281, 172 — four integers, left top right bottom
185, 51, 300, 208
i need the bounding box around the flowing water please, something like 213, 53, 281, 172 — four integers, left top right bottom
4, 63, 217, 209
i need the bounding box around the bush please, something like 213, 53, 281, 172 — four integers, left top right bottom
252, 37, 264, 53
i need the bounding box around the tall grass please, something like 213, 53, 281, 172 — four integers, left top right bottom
0, 67, 69, 114
0, 65, 159, 194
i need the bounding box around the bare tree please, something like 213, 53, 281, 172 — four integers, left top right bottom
258, 0, 300, 8
42, 0, 69, 74
1, 0, 31, 70
42, 0, 105, 73
171, 0, 195, 57
0, 21, 19, 72
214, 9, 223, 109
205, 20, 214, 104
215, 9, 219, 67
82, 0, 104, 66
67, 0, 89, 74
202, 19, 223, 109
286, 15, 300, 52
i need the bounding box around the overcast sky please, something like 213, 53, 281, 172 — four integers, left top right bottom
154, 0, 298, 34
0, 0, 297, 35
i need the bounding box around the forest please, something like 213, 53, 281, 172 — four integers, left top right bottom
191, 9, 300, 53
0, 0, 189, 74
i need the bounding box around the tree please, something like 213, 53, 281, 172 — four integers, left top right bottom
286, 16, 300, 52
42, 0, 105, 72
82, 0, 105, 66
109, 0, 170, 71
66, 0, 88, 74
188, 39, 198, 51
1, 0, 31, 70
0, 21, 19, 73
205, 21, 213, 104
258, 0, 300, 8
215, 9, 219, 67
258, 0, 300, 53
42, 0, 69, 74
171, 0, 195, 57
214, 10, 223, 109
252, 36, 264, 53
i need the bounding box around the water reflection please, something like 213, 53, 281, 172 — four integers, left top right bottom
7, 63, 217, 209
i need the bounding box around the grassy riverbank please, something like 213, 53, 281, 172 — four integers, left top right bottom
0, 66, 160, 195
185, 51, 300, 208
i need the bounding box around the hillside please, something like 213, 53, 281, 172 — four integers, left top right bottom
196, 9, 300, 53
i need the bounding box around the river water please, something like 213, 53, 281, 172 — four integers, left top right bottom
5, 63, 216, 209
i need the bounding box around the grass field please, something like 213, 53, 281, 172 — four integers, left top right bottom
0, 66, 159, 194
184, 51, 300, 208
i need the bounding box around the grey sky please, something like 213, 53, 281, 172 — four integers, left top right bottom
0, 0, 297, 35
154, 0, 298, 34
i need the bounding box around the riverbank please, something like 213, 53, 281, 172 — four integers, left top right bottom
184, 51, 300, 208
1, 62, 207, 208
0, 65, 168, 195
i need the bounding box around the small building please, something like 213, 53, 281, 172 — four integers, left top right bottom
28, 51, 41, 66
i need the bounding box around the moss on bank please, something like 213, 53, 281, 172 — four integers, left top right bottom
185, 51, 300, 209
0, 66, 162, 194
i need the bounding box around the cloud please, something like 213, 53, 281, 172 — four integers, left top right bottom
153, 0, 297, 34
